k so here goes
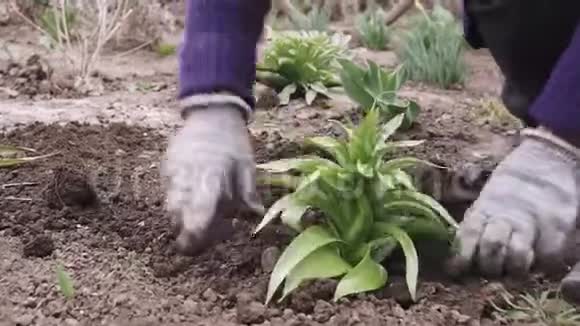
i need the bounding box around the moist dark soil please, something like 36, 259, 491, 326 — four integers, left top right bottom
0, 121, 547, 326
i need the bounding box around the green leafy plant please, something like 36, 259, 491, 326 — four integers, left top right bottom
356, 10, 390, 51
289, 5, 330, 32
56, 263, 75, 300
257, 31, 351, 105
339, 59, 420, 129
0, 145, 58, 168
37, 4, 78, 46
255, 110, 457, 304
396, 5, 465, 88
490, 289, 580, 325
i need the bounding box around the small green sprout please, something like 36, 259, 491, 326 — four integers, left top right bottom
56, 264, 75, 300
339, 59, 420, 129
257, 30, 351, 105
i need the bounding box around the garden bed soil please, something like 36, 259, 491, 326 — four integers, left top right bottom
0, 19, 552, 326
0, 110, 542, 326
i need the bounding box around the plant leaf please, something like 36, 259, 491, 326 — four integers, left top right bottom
281, 244, 351, 301
254, 194, 294, 234
281, 199, 309, 232
383, 200, 441, 221
0, 152, 59, 168
305, 89, 318, 105
256, 173, 301, 189
333, 245, 388, 301
380, 157, 443, 173
266, 225, 342, 304
0, 144, 38, 154
378, 113, 405, 144
381, 212, 452, 245
387, 190, 458, 228
356, 161, 374, 178
279, 83, 297, 105
329, 119, 354, 138
368, 236, 398, 262
390, 140, 426, 148
310, 82, 329, 95
375, 223, 418, 302
338, 59, 375, 109
391, 169, 416, 190
303, 136, 348, 165
257, 156, 339, 174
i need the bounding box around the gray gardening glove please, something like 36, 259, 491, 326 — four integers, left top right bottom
448, 127, 580, 277
162, 103, 264, 256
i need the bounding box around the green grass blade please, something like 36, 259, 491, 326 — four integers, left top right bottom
333, 245, 388, 301
0, 144, 38, 154
56, 264, 74, 300
266, 225, 342, 304
0, 152, 59, 168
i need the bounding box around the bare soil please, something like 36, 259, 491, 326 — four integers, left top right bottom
0, 21, 550, 326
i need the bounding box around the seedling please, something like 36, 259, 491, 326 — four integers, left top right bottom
396, 5, 466, 88
339, 59, 420, 129
257, 30, 351, 105
356, 9, 390, 51
56, 263, 75, 300
255, 111, 457, 304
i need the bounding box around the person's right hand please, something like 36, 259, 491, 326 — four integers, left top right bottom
448, 127, 580, 277
162, 103, 264, 256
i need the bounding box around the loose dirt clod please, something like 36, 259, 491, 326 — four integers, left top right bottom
22, 234, 55, 258
43, 166, 98, 210
236, 300, 267, 324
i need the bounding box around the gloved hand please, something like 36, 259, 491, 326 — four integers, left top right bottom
162, 104, 264, 256
448, 127, 580, 277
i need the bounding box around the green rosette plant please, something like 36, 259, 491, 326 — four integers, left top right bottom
255, 110, 458, 304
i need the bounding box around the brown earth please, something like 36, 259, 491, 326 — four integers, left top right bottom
0, 19, 556, 326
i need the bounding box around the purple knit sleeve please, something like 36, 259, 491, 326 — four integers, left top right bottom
178, 0, 271, 111
530, 23, 580, 143
463, 3, 485, 49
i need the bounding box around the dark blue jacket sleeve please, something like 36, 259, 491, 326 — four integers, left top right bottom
530, 23, 580, 143
463, 8, 485, 49
178, 0, 271, 109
